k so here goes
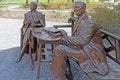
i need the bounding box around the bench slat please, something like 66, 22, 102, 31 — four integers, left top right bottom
87, 63, 120, 80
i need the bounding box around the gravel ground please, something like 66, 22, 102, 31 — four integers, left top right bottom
0, 18, 89, 80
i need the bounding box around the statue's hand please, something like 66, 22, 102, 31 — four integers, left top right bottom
24, 21, 31, 25
60, 29, 67, 38
68, 17, 76, 23
31, 22, 36, 27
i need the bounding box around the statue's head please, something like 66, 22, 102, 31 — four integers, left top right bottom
73, 1, 86, 16
30, 2, 37, 11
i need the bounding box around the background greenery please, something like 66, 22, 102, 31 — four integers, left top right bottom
0, 0, 120, 36
87, 2, 120, 36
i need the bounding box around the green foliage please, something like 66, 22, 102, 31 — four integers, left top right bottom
39, 2, 49, 9
39, 1, 72, 9
87, 2, 120, 36
86, 2, 105, 13
50, 2, 72, 9
21, 3, 29, 7
0, 0, 119, 36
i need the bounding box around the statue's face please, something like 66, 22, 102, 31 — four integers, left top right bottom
73, 4, 85, 16
30, 3, 36, 11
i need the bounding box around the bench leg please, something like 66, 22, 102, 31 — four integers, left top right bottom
28, 46, 33, 70
37, 43, 42, 79
35, 44, 45, 61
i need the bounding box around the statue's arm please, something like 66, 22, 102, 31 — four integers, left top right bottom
23, 13, 29, 25
68, 16, 77, 23
30, 13, 45, 28
64, 24, 98, 46
38, 13, 46, 27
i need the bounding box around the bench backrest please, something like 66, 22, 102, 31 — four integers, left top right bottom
100, 29, 120, 64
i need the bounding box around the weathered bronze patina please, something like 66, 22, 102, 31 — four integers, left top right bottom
16, 2, 45, 69
51, 1, 109, 80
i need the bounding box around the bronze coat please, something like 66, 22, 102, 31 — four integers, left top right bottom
22, 11, 45, 44
51, 13, 109, 78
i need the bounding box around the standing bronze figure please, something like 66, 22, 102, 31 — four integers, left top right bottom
51, 1, 109, 80
16, 2, 45, 69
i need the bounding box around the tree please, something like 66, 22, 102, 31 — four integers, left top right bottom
72, 0, 74, 2
37, 0, 39, 3
26, 0, 28, 4
48, 0, 50, 3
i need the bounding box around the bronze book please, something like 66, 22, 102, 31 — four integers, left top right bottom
43, 27, 62, 38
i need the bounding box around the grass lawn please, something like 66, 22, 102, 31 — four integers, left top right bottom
0, 0, 75, 5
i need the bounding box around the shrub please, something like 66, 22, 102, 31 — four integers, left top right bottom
87, 2, 120, 36
39, 1, 72, 9
39, 2, 50, 9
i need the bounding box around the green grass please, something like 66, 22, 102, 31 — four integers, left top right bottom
0, 0, 74, 4
0, 0, 73, 8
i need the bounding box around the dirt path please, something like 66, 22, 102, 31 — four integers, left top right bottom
0, 6, 71, 22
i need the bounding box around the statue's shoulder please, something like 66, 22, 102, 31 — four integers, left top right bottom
36, 11, 43, 16
86, 15, 94, 24
24, 11, 31, 16
85, 15, 98, 29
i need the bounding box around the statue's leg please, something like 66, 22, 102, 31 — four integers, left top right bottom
51, 45, 67, 80
65, 58, 73, 80
16, 42, 27, 63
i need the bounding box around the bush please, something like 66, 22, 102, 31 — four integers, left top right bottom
39, 1, 72, 9
87, 2, 120, 36
88, 4, 119, 26
0, 7, 2, 16
39, 2, 50, 9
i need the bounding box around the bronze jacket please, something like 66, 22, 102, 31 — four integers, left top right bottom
23, 11, 45, 27
22, 10, 45, 46
63, 13, 109, 75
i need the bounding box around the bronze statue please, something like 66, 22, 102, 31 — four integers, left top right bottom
16, 2, 45, 69
51, 1, 109, 80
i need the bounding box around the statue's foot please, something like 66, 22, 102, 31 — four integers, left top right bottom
16, 57, 22, 63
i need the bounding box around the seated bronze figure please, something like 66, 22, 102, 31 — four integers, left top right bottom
16, 2, 45, 69
50, 1, 109, 80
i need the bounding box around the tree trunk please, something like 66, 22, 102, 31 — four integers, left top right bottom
72, 0, 74, 2
47, 0, 50, 3
36, 0, 39, 3
26, 0, 28, 4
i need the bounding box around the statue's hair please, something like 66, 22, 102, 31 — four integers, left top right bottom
30, 2, 37, 9
74, 1, 86, 9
